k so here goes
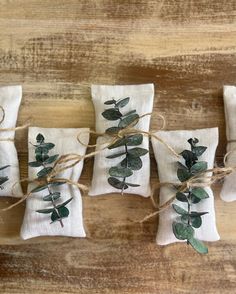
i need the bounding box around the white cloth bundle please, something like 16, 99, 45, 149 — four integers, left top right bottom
21, 127, 89, 240
151, 128, 220, 245
0, 85, 23, 197
221, 86, 236, 202
89, 84, 154, 197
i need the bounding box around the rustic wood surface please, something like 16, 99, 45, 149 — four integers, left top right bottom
0, 1, 236, 293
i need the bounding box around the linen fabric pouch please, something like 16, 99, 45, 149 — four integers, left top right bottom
151, 128, 220, 245
221, 85, 236, 202
20, 127, 89, 240
0, 85, 23, 197
89, 84, 154, 197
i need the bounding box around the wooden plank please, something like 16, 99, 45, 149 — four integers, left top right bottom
0, 0, 236, 293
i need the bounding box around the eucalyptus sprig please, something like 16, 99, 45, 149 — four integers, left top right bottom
0, 165, 10, 189
172, 138, 209, 254
29, 133, 72, 227
102, 97, 148, 193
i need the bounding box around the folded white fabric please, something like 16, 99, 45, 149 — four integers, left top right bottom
0, 85, 23, 197
21, 127, 89, 240
89, 84, 154, 197
221, 85, 236, 202
151, 128, 220, 245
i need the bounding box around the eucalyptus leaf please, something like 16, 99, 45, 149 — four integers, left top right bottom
176, 192, 188, 202
188, 237, 208, 254
108, 177, 128, 190
0, 165, 10, 171
190, 211, 208, 217
51, 206, 69, 222
116, 97, 130, 108
193, 146, 207, 157
172, 204, 188, 215
172, 222, 194, 240
56, 197, 73, 209
191, 216, 202, 228
128, 147, 148, 157
0, 176, 8, 186
106, 127, 121, 135
177, 168, 192, 182
44, 154, 59, 164
118, 113, 139, 128
109, 166, 133, 178
102, 108, 122, 121
123, 110, 136, 117
36, 207, 54, 214
190, 161, 208, 173
43, 192, 61, 201
104, 99, 116, 105
37, 167, 53, 178
28, 161, 43, 167
120, 155, 142, 170
36, 153, 49, 162
108, 137, 127, 149
126, 182, 140, 187
191, 187, 209, 199
126, 134, 143, 146
36, 133, 44, 144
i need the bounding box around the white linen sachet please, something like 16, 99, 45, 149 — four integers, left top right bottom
221, 86, 236, 202
20, 127, 89, 240
0, 85, 23, 197
151, 128, 220, 245
89, 84, 154, 197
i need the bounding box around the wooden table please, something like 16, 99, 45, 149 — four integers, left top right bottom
0, 1, 236, 293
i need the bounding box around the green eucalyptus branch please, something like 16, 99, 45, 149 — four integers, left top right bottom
172, 138, 209, 254
29, 133, 73, 227
102, 97, 148, 193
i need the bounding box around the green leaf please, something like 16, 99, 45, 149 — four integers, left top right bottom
28, 161, 43, 167
176, 192, 188, 202
126, 182, 140, 187
37, 167, 53, 178
191, 187, 209, 199
120, 155, 142, 170
172, 222, 194, 240
126, 134, 143, 146
43, 192, 61, 201
177, 168, 192, 182
128, 147, 148, 157
0, 176, 8, 186
188, 237, 208, 254
191, 216, 202, 228
108, 137, 127, 149
193, 146, 207, 157
123, 110, 136, 117
51, 206, 70, 222
35, 153, 49, 162
109, 166, 133, 178
190, 211, 208, 217
56, 197, 73, 209
180, 150, 198, 168
177, 161, 187, 170
116, 97, 130, 108
106, 127, 121, 135
44, 154, 59, 164
0, 165, 10, 171
104, 99, 116, 105
106, 151, 126, 159
191, 195, 201, 204
39, 143, 55, 150
31, 184, 48, 193
36, 133, 44, 144
118, 113, 139, 128
172, 204, 188, 215
108, 177, 128, 190
36, 207, 54, 214
188, 138, 199, 148
35, 147, 49, 156
49, 181, 66, 187
102, 108, 122, 120
190, 161, 208, 173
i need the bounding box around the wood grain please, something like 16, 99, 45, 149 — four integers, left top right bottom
0, 1, 236, 293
